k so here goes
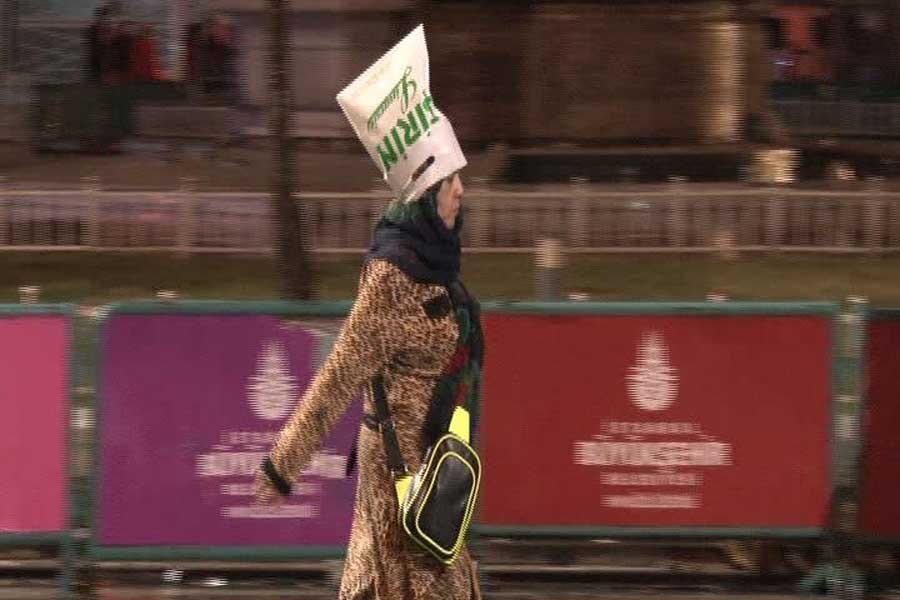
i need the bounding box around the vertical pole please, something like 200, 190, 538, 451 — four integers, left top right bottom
177, 176, 197, 254
535, 237, 564, 301
833, 297, 868, 599
567, 176, 589, 250
82, 176, 100, 248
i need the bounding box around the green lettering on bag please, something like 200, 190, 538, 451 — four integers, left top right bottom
399, 112, 422, 146
378, 96, 443, 173
377, 134, 399, 173
368, 66, 418, 132
416, 102, 431, 133
391, 126, 406, 160
423, 95, 441, 126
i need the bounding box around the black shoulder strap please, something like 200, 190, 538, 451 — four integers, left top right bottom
371, 375, 408, 478
447, 280, 467, 308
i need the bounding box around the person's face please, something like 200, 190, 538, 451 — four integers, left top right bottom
436, 173, 464, 230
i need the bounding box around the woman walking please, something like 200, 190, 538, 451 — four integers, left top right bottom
255, 26, 483, 600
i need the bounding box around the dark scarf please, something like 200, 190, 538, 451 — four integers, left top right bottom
364, 186, 484, 450
365, 187, 461, 286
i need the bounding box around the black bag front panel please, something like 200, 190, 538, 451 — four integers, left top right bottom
402, 435, 481, 561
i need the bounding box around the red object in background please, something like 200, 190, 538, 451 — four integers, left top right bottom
479, 313, 832, 530
861, 319, 900, 538
131, 34, 162, 81
771, 5, 835, 82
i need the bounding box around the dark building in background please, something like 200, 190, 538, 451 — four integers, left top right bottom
424, 0, 769, 146
9, 0, 900, 145
212, 0, 772, 147
766, 0, 900, 88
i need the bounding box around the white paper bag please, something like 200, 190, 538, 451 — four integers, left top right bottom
337, 24, 467, 203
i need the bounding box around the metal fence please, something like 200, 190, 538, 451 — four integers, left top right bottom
2, 180, 900, 254
773, 100, 900, 138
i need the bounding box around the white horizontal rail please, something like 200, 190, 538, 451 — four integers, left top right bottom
1, 184, 899, 254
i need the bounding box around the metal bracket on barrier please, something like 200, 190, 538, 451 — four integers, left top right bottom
800, 297, 869, 599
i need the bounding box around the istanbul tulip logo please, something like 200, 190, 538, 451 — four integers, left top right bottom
626, 331, 679, 412
246, 341, 298, 421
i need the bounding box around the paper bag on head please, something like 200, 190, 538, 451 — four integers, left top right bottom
336, 24, 466, 203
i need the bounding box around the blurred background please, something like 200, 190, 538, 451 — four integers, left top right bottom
5, 0, 900, 302
2, 1, 900, 599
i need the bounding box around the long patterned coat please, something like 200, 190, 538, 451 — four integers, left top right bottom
269, 259, 482, 600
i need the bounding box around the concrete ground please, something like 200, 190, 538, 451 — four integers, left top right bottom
0, 578, 872, 600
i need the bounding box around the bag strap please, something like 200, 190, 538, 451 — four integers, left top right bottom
371, 374, 408, 478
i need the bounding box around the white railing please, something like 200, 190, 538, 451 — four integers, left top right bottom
773, 100, 900, 138
1, 179, 899, 254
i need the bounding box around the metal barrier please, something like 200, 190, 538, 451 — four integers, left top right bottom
0, 304, 76, 596
92, 301, 356, 561
477, 301, 840, 538
2, 181, 900, 254
0, 297, 886, 596
861, 309, 900, 543
475, 299, 870, 596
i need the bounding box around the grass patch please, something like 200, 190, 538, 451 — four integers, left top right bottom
4, 252, 900, 306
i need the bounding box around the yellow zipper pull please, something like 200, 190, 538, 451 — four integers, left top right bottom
395, 475, 413, 503
449, 406, 470, 443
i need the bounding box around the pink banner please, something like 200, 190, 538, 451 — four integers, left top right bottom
0, 315, 68, 533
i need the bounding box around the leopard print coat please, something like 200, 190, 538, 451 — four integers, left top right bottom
269, 259, 482, 600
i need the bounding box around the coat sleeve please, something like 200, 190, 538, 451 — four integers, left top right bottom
267, 260, 416, 485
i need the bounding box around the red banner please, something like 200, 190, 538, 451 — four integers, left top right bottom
862, 318, 900, 538
479, 312, 832, 530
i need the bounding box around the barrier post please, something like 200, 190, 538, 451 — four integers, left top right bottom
800, 296, 868, 598
832, 296, 869, 599
534, 238, 564, 301
61, 312, 77, 599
